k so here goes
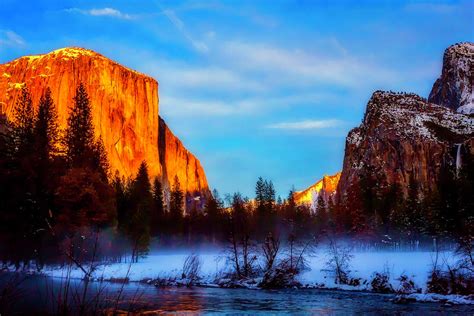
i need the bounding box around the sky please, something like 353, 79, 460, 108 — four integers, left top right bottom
0, 0, 473, 197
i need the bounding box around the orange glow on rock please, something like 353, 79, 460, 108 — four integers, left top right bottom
0, 47, 209, 195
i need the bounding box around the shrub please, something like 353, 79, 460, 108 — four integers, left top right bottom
396, 274, 418, 294
182, 254, 201, 286
371, 271, 393, 293
325, 239, 353, 285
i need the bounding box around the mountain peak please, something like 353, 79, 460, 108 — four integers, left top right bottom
19, 47, 100, 62
294, 172, 341, 208
445, 42, 474, 58
429, 42, 473, 114
49, 47, 98, 58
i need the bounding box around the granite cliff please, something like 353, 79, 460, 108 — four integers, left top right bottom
0, 47, 209, 201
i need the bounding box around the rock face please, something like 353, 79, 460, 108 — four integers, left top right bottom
159, 117, 208, 207
337, 91, 474, 201
0, 47, 209, 199
294, 172, 341, 210
429, 42, 474, 114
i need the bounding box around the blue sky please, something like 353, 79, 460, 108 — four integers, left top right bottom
1, 0, 473, 197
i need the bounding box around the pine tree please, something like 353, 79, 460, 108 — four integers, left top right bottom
13, 86, 35, 154
264, 180, 276, 214
113, 172, 128, 232
34, 88, 59, 161
169, 175, 184, 223
65, 83, 95, 167
128, 161, 152, 260
32, 88, 60, 244
285, 188, 297, 222
315, 193, 328, 234
92, 136, 109, 180
326, 196, 336, 232
204, 189, 223, 243
255, 177, 266, 214
455, 147, 474, 241
151, 177, 165, 235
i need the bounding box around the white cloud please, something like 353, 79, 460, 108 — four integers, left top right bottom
66, 7, 133, 19
159, 93, 336, 117
220, 41, 398, 88
0, 30, 25, 47
162, 9, 209, 53
160, 95, 256, 116
266, 119, 342, 130
153, 64, 264, 92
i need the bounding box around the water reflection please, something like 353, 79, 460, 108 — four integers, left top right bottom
1, 273, 473, 315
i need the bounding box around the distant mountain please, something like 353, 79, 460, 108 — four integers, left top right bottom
297, 43, 474, 219
0, 47, 209, 204
429, 42, 474, 114
294, 172, 340, 210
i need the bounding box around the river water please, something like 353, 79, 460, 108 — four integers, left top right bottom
1, 273, 473, 315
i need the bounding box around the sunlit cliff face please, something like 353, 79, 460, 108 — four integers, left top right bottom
294, 172, 341, 205
0, 47, 209, 196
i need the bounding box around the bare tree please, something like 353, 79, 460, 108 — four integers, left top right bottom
182, 254, 202, 286
325, 238, 353, 285
262, 233, 280, 272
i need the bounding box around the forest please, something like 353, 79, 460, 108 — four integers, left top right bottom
0, 84, 473, 270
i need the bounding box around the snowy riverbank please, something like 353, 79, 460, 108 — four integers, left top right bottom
9, 249, 472, 305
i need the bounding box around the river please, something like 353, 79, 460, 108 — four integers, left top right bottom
1, 273, 473, 315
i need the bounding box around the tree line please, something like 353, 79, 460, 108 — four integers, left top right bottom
0, 84, 472, 269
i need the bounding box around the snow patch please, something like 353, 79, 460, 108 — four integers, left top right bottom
404, 293, 474, 305
51, 47, 95, 58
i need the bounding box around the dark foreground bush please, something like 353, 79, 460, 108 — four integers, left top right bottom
427, 268, 474, 295
396, 274, 419, 294
259, 266, 301, 289
370, 271, 394, 293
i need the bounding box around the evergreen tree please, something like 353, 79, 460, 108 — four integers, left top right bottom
13, 86, 35, 153
169, 175, 184, 223
204, 189, 223, 243
315, 193, 328, 234
113, 172, 128, 232
65, 83, 95, 167
255, 177, 266, 214
347, 182, 367, 235
151, 177, 165, 235
92, 136, 109, 180
8, 86, 40, 266
285, 188, 297, 222
31, 88, 61, 257
326, 196, 336, 232
128, 161, 152, 260
34, 88, 59, 161
264, 180, 276, 214
455, 147, 474, 242
57, 83, 115, 232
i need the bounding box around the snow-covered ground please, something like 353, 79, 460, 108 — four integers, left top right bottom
38, 249, 452, 289
15, 248, 472, 305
